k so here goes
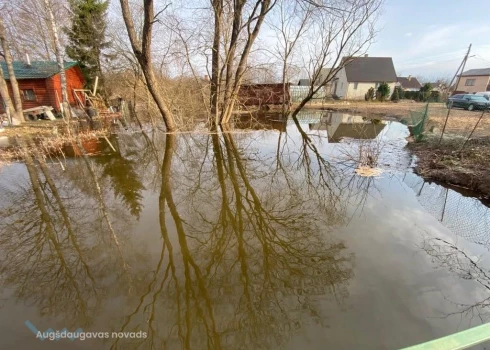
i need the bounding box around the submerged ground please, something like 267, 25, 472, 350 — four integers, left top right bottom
0, 113, 489, 349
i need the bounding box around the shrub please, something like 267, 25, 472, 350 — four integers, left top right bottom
365, 87, 375, 101
403, 90, 420, 101
428, 90, 440, 102
419, 83, 433, 101
377, 82, 390, 101
391, 87, 400, 101
398, 86, 404, 99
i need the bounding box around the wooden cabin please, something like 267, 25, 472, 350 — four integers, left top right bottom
0, 61, 85, 114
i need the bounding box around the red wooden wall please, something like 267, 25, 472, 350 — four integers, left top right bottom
45, 65, 85, 111
0, 65, 85, 114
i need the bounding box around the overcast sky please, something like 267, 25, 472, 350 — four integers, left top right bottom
369, 0, 490, 80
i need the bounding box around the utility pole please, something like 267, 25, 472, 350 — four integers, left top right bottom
439, 44, 472, 145
452, 44, 472, 94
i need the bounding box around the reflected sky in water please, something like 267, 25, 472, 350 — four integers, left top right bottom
0, 113, 489, 349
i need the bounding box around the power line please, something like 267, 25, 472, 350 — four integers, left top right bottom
395, 48, 468, 65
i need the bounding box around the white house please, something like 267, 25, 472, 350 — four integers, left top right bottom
397, 76, 422, 91
331, 56, 397, 100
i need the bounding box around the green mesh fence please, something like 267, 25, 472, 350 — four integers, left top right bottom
402, 103, 430, 141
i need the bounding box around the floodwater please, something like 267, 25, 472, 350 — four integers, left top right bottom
0, 111, 490, 350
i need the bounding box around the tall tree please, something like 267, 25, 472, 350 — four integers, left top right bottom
43, 0, 71, 119
0, 66, 16, 124
65, 0, 109, 91
119, 0, 176, 131
0, 16, 23, 123
211, 0, 277, 125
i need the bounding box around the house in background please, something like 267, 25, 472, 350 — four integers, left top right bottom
430, 81, 446, 92
455, 68, 490, 93
331, 56, 397, 100
297, 68, 333, 91
297, 79, 311, 86
0, 60, 85, 114
397, 75, 421, 91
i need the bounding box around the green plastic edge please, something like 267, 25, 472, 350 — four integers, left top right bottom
400, 323, 490, 350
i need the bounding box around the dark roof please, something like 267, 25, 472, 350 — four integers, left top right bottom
329, 123, 386, 143
298, 79, 311, 86
0, 61, 78, 80
397, 76, 422, 89
343, 57, 397, 83
461, 68, 490, 77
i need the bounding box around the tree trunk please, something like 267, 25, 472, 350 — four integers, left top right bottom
43, 0, 71, 119
210, 0, 222, 124
0, 65, 16, 125
119, 0, 176, 131
0, 17, 23, 123
219, 0, 273, 124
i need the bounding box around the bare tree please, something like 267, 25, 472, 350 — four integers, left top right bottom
268, 0, 313, 114
209, 0, 223, 121
210, 0, 278, 125
289, 0, 383, 123
0, 65, 15, 124
43, 0, 71, 119
0, 16, 23, 123
119, 0, 176, 131
3, 0, 70, 61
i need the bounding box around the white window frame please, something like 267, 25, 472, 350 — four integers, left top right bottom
22, 89, 36, 101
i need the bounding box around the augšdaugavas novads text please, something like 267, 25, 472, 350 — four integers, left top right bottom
36, 330, 148, 341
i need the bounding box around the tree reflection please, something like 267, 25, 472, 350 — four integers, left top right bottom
96, 153, 145, 219
113, 129, 354, 349
421, 236, 490, 323
0, 142, 139, 327
0, 128, 359, 348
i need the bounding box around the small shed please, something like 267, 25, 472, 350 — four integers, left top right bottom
0, 61, 85, 114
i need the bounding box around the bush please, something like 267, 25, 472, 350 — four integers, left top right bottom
365, 87, 375, 101
428, 90, 440, 102
391, 86, 400, 101
397, 86, 404, 99
377, 82, 390, 101
403, 90, 420, 101
419, 83, 433, 101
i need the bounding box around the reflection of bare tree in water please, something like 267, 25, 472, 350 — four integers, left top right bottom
0, 141, 139, 326
113, 130, 353, 349
421, 236, 490, 323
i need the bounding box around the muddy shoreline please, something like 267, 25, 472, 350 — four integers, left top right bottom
407, 138, 490, 199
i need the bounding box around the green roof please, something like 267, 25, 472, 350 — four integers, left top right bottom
0, 61, 78, 80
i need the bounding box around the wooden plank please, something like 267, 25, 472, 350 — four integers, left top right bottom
23, 105, 53, 113
44, 109, 56, 121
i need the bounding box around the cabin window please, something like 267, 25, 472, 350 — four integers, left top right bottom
465, 79, 475, 86
353, 82, 358, 90
22, 89, 36, 101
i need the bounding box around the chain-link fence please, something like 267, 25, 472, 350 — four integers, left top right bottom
413, 102, 490, 146
403, 172, 490, 246
290, 86, 327, 103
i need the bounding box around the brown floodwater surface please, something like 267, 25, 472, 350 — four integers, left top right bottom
0, 112, 489, 350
